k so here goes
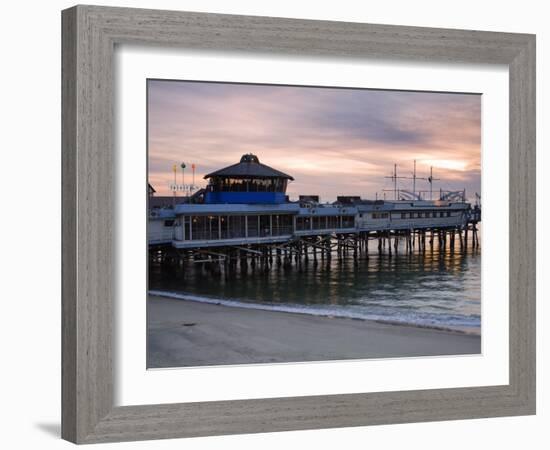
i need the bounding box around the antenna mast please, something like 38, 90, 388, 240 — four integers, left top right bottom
427, 166, 440, 200
382, 161, 446, 201
384, 164, 410, 200
413, 160, 417, 197
410, 159, 431, 198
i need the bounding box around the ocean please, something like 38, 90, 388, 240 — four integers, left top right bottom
149, 234, 481, 335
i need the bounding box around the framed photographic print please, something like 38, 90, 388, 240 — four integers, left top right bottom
62, 5, 536, 444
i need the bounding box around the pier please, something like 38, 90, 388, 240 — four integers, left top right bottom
149, 154, 481, 277
150, 222, 480, 279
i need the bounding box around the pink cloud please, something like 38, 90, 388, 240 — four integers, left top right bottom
148, 80, 481, 202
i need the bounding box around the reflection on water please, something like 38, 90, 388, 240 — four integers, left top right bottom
149, 235, 481, 334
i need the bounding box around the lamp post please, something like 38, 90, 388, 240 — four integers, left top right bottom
180, 162, 186, 186
172, 164, 177, 208
180, 163, 187, 202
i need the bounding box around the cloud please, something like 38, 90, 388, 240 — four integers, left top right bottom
147, 80, 481, 201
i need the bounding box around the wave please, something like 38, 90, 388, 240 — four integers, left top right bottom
148, 290, 481, 336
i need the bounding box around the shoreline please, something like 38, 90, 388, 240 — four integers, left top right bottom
148, 289, 480, 336
147, 294, 481, 368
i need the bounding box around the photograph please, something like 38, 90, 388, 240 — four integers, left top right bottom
146, 80, 483, 368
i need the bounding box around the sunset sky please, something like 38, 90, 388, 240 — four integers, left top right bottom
148, 80, 481, 202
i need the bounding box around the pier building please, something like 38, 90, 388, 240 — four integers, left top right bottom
149, 154, 481, 268
203, 153, 294, 204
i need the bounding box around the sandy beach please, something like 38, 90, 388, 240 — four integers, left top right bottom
147, 294, 481, 368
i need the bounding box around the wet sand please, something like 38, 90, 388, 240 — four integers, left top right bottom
147, 294, 481, 368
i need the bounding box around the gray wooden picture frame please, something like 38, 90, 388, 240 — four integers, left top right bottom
61, 5, 536, 444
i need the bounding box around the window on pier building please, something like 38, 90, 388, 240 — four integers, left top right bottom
228, 216, 246, 239
447, 211, 452, 217
259, 215, 271, 237
190, 216, 208, 240
272, 214, 293, 236
182, 214, 296, 239
306, 215, 355, 230
312, 216, 328, 230
328, 216, 339, 229
400, 212, 407, 219
210, 177, 288, 193
208, 216, 220, 239
184, 216, 191, 240
296, 217, 311, 231
247, 216, 259, 237
188, 215, 221, 240
342, 215, 355, 227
